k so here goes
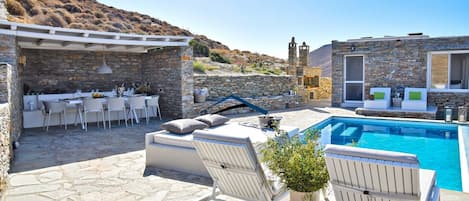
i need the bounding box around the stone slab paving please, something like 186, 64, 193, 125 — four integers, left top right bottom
4, 106, 469, 201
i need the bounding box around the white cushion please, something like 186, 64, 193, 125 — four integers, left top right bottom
153, 132, 194, 149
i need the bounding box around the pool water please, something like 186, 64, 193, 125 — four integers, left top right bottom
310, 117, 462, 191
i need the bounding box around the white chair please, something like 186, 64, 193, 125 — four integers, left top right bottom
193, 130, 287, 201
363, 87, 391, 109
128, 96, 148, 126
83, 98, 106, 131
146, 95, 162, 120
401, 88, 427, 111
106, 97, 127, 128
324, 144, 440, 201
43, 101, 67, 131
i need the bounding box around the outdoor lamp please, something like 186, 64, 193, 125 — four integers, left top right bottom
96, 51, 112, 74
444, 106, 452, 123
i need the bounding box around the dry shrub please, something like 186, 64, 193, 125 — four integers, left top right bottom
69, 22, 84, 29
103, 24, 119, 32
30, 6, 41, 15
20, 0, 38, 10
92, 19, 103, 25
94, 11, 105, 19
63, 3, 81, 13
6, 0, 26, 16
42, 13, 66, 27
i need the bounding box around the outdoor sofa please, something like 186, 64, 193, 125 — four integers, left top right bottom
145, 120, 299, 177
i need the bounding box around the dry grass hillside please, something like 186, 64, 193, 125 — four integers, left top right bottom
5, 0, 286, 73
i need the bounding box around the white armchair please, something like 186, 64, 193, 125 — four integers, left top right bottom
364, 87, 391, 109
401, 88, 427, 111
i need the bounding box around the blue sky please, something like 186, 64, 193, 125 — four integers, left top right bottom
99, 0, 469, 59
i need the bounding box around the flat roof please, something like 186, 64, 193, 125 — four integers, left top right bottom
335, 34, 469, 43
0, 21, 193, 53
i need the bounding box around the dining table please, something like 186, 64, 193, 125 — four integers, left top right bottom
62, 96, 154, 129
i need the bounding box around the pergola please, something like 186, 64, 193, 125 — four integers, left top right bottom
0, 21, 192, 53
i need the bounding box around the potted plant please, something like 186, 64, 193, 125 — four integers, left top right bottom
261, 129, 329, 201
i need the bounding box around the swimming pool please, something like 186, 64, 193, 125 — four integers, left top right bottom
309, 116, 462, 191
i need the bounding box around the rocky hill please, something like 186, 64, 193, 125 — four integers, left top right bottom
5, 0, 285, 70
309, 44, 331, 77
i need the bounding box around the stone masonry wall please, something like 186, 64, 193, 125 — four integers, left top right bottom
427, 92, 469, 119
332, 36, 469, 113
22, 49, 143, 93
190, 95, 302, 117
194, 75, 296, 100
0, 104, 9, 199
0, 0, 6, 21
142, 47, 193, 119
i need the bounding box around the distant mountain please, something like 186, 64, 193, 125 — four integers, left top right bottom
309, 44, 331, 77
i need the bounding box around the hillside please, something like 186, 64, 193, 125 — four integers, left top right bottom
309, 44, 331, 77
5, 0, 285, 70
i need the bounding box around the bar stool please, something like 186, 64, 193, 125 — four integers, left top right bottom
146, 95, 162, 120
128, 96, 148, 126
83, 98, 106, 131
43, 101, 67, 131
106, 97, 127, 128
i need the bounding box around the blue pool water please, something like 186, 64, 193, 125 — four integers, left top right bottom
309, 117, 462, 191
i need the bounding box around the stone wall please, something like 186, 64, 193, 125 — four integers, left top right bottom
194, 75, 296, 100
191, 95, 302, 117
0, 0, 6, 21
0, 104, 9, 199
23, 49, 143, 93
332, 36, 469, 114
142, 47, 193, 118
427, 92, 469, 119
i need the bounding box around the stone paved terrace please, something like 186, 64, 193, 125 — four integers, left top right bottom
4, 106, 469, 201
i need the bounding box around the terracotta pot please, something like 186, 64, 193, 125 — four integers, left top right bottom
290, 190, 320, 201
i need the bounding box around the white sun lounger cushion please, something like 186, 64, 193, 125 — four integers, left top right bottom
324, 144, 419, 165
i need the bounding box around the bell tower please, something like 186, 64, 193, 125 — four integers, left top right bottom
287, 37, 297, 76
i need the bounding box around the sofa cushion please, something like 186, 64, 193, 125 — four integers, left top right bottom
194, 114, 229, 127
409, 91, 422, 100
153, 132, 194, 148
373, 92, 385, 100
160, 119, 208, 134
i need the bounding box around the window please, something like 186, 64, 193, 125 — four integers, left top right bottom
429, 52, 469, 91
304, 76, 319, 88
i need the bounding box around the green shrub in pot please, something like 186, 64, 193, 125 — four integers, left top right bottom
261, 129, 329, 201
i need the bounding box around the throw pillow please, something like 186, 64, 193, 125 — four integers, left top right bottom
373, 92, 385, 100
160, 119, 208, 134
195, 114, 230, 127
409, 91, 421, 100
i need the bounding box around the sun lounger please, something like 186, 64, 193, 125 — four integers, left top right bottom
401, 88, 427, 111
324, 144, 440, 201
193, 129, 287, 201
364, 87, 391, 109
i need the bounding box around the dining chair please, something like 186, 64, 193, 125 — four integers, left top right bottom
146, 95, 162, 120
128, 96, 148, 126
83, 98, 106, 131
106, 97, 127, 128
43, 101, 67, 131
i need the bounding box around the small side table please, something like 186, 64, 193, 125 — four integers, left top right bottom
392, 97, 402, 108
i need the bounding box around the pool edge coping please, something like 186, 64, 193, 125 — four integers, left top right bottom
309, 115, 467, 192
458, 126, 469, 193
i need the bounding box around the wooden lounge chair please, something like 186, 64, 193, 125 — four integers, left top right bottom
324, 144, 440, 201
192, 129, 287, 201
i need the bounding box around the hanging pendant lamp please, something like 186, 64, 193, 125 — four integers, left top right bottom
96, 51, 112, 74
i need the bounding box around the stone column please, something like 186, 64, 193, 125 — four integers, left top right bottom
287, 37, 297, 76
0, 0, 6, 21
142, 46, 194, 119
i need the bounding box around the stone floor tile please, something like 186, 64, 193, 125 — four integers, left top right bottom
9, 174, 41, 186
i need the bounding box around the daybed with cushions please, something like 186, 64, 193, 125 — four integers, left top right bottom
145, 115, 299, 177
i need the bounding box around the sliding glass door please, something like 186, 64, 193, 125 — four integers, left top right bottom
344, 56, 364, 102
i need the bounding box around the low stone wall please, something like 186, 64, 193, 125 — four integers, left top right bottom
355, 107, 436, 120
190, 95, 302, 117
194, 75, 296, 100
428, 92, 469, 119
0, 104, 10, 199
